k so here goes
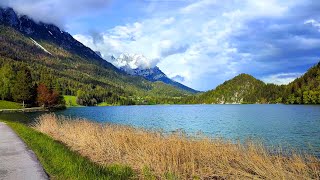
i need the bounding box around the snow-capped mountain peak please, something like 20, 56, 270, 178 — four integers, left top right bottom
114, 53, 198, 93
120, 65, 166, 80
115, 53, 158, 69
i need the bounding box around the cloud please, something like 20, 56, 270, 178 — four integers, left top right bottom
89, 30, 104, 45
160, 44, 189, 58
1, 0, 316, 91
115, 53, 160, 69
0, 0, 111, 27
172, 75, 185, 82
261, 73, 303, 85
304, 19, 320, 31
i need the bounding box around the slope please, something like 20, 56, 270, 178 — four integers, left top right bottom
284, 62, 320, 104
196, 74, 265, 104
120, 65, 199, 93
0, 7, 192, 105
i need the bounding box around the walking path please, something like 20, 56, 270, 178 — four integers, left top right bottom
0, 122, 48, 180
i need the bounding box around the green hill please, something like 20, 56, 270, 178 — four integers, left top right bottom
185, 74, 285, 104
284, 62, 320, 104
186, 62, 320, 105
196, 74, 265, 104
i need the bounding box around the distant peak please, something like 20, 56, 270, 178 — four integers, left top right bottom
95, 51, 102, 58
116, 53, 158, 69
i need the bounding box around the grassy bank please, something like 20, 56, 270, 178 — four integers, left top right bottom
0, 100, 22, 109
98, 102, 112, 106
35, 114, 320, 179
2, 120, 134, 180
63, 96, 80, 107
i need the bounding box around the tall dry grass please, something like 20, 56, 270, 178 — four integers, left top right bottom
34, 114, 320, 179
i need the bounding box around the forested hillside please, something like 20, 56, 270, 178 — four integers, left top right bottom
182, 74, 285, 104
284, 62, 320, 104
183, 62, 320, 105
0, 9, 192, 107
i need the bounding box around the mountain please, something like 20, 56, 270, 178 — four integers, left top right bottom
284, 62, 320, 104
196, 74, 265, 104
185, 74, 285, 104
120, 66, 199, 93
0, 7, 192, 106
0, 7, 118, 71
117, 54, 199, 93
95, 51, 102, 58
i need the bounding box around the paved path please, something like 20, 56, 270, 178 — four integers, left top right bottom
0, 122, 48, 180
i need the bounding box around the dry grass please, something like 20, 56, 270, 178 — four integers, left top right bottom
34, 114, 320, 179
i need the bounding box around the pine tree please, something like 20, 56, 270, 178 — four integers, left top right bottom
11, 66, 34, 106
0, 63, 15, 100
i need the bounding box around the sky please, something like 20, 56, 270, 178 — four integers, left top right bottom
1, 0, 320, 91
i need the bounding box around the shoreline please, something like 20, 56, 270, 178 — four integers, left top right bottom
1, 113, 319, 179
1, 120, 133, 179
0, 107, 48, 113
33, 114, 320, 179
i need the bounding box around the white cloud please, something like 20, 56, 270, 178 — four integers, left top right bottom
116, 53, 159, 69
261, 73, 303, 85
304, 19, 320, 31
74, 0, 308, 90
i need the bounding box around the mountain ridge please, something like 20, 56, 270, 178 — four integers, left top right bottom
119, 64, 199, 93
112, 53, 199, 93
0, 6, 198, 94
0, 7, 119, 71
0, 6, 193, 106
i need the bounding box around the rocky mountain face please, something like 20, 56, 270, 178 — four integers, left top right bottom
0, 7, 117, 71
120, 66, 166, 81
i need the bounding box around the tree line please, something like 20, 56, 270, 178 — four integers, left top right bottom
283, 62, 320, 104
182, 62, 320, 105
0, 63, 65, 108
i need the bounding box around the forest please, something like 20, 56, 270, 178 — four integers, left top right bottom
284, 62, 320, 104
0, 63, 65, 108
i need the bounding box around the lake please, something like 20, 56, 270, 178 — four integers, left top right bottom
1, 104, 320, 155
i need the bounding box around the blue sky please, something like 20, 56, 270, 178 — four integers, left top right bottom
1, 0, 320, 91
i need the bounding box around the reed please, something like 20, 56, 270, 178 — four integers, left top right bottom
34, 114, 320, 179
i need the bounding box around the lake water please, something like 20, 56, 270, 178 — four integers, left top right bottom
1, 104, 320, 155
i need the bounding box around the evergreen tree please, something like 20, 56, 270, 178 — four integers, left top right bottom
11, 66, 34, 106
0, 63, 15, 100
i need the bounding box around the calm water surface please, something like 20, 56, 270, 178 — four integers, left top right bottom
1, 104, 320, 155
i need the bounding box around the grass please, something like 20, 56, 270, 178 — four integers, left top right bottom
98, 102, 112, 106
0, 100, 22, 109
63, 96, 80, 107
64, 96, 112, 107
35, 114, 320, 179
2, 120, 134, 180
